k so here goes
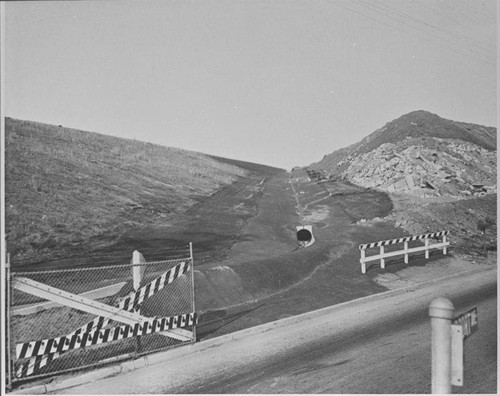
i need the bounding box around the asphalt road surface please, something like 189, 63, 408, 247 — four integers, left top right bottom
55, 268, 496, 394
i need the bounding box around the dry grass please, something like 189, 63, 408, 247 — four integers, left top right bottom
5, 118, 249, 267
386, 192, 497, 255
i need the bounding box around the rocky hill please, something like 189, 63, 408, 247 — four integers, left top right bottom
308, 110, 496, 198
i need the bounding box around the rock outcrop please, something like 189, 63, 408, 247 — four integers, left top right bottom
308, 111, 496, 198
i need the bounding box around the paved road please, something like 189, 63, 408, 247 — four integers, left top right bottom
193, 280, 496, 394
55, 268, 496, 394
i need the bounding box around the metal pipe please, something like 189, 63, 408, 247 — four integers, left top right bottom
429, 297, 454, 394
6, 252, 12, 390
189, 242, 196, 342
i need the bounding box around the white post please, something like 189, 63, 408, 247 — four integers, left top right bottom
380, 245, 385, 269
429, 297, 454, 394
425, 238, 429, 259
404, 241, 409, 264
451, 324, 464, 386
360, 248, 366, 274
131, 250, 146, 291
443, 234, 447, 255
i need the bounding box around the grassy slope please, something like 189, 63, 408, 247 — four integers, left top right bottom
4, 118, 252, 267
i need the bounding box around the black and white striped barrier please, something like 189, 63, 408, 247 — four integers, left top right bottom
15, 313, 198, 378
16, 313, 198, 360
14, 259, 192, 378
359, 231, 449, 274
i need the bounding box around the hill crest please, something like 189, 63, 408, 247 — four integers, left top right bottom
308, 110, 497, 198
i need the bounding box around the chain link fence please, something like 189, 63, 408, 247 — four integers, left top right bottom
6, 244, 196, 387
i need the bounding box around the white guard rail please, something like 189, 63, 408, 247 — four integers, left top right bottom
359, 231, 449, 274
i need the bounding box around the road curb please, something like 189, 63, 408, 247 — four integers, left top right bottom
10, 265, 495, 394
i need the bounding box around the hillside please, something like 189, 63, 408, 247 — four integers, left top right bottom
307, 110, 497, 255
309, 110, 496, 198
4, 118, 281, 266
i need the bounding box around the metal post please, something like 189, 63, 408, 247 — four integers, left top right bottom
6, 252, 12, 390
189, 242, 196, 342
360, 248, 366, 274
131, 250, 145, 352
429, 297, 454, 394
380, 245, 385, 269
425, 238, 430, 259
404, 241, 409, 264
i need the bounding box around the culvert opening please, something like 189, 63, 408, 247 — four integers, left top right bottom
297, 228, 312, 243
296, 225, 315, 247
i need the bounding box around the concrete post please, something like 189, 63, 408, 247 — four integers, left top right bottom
425, 238, 430, 259
443, 234, 448, 255
429, 297, 455, 394
404, 241, 409, 264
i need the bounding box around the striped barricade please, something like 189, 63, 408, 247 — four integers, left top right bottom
359, 231, 449, 274
14, 260, 193, 378
16, 313, 198, 360
15, 313, 197, 378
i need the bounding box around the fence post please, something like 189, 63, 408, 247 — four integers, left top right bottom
425, 238, 430, 259
380, 245, 385, 269
5, 251, 12, 390
443, 234, 448, 255
131, 250, 146, 291
360, 248, 366, 274
404, 241, 409, 264
189, 242, 196, 342
429, 297, 454, 394
131, 250, 146, 352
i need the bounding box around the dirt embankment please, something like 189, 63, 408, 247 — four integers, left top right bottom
11, 160, 494, 346
196, 171, 403, 338
194, 170, 495, 340
385, 192, 497, 255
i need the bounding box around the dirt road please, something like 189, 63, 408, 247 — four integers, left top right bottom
54, 267, 496, 394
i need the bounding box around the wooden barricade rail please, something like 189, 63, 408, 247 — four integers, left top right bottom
359, 231, 449, 274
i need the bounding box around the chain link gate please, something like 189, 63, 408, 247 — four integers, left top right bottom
7, 244, 196, 386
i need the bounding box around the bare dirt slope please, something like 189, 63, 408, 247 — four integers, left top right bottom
195, 169, 494, 340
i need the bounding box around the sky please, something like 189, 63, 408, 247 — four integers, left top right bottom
2, 0, 497, 170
